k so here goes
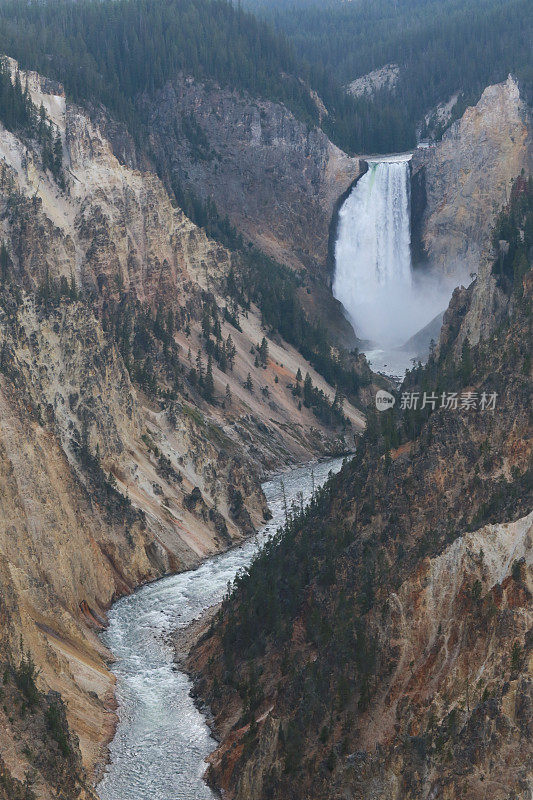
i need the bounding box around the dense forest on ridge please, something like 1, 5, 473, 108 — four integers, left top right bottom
246, 0, 533, 151
0, 0, 530, 151
0, 0, 360, 152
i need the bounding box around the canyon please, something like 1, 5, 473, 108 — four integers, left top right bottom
0, 41, 530, 800
182, 77, 532, 800
187, 173, 533, 799
0, 57, 368, 799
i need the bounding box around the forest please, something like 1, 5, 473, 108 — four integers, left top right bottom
0, 0, 343, 146
246, 0, 533, 151
0, 0, 529, 152
1, 0, 528, 156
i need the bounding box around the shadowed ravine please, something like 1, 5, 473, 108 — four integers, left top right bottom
97, 458, 344, 800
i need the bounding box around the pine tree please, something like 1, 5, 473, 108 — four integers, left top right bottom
259, 336, 269, 366
245, 372, 253, 393
37, 103, 46, 139
303, 372, 313, 407
225, 383, 232, 406
205, 354, 214, 401
68, 271, 77, 300
38, 265, 52, 307
53, 130, 63, 177
332, 388, 344, 419
0, 240, 9, 282
154, 303, 165, 341
0, 340, 8, 375
226, 335, 236, 370
166, 309, 175, 337
218, 344, 227, 372
196, 350, 204, 387
201, 309, 211, 338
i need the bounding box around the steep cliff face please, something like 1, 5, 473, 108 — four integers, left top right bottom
0, 57, 367, 797
0, 309, 152, 781
346, 511, 533, 800
411, 75, 532, 279
0, 67, 229, 302
436, 171, 533, 360
136, 74, 360, 275
188, 182, 532, 800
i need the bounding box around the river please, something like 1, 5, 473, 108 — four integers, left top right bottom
97, 456, 345, 800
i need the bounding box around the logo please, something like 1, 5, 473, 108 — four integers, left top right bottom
375, 389, 396, 411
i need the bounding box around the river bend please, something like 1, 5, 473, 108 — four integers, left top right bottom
97, 457, 344, 800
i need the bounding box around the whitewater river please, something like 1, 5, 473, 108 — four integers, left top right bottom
97, 456, 344, 800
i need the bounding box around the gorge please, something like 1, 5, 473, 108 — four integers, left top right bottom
97, 458, 344, 800
179, 75, 532, 800
0, 2, 530, 797
0, 52, 369, 800
186, 173, 533, 800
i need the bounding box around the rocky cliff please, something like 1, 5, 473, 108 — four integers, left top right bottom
411, 75, 532, 279
93, 72, 363, 347
0, 57, 368, 798
346, 64, 400, 99
135, 74, 360, 276
187, 179, 532, 800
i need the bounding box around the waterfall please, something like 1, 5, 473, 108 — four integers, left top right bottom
333, 156, 415, 346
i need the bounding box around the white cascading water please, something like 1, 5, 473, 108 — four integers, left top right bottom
333, 155, 416, 347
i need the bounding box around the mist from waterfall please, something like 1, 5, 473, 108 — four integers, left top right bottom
333, 156, 451, 349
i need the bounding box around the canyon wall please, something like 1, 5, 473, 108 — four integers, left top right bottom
187, 178, 532, 800
136, 75, 360, 275
412, 75, 532, 278
0, 57, 367, 798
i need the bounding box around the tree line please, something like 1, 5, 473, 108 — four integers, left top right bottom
0, 57, 64, 185
0, 0, 322, 142
246, 0, 533, 152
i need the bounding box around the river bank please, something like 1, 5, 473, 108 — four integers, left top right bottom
173, 604, 221, 671
96, 457, 346, 800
